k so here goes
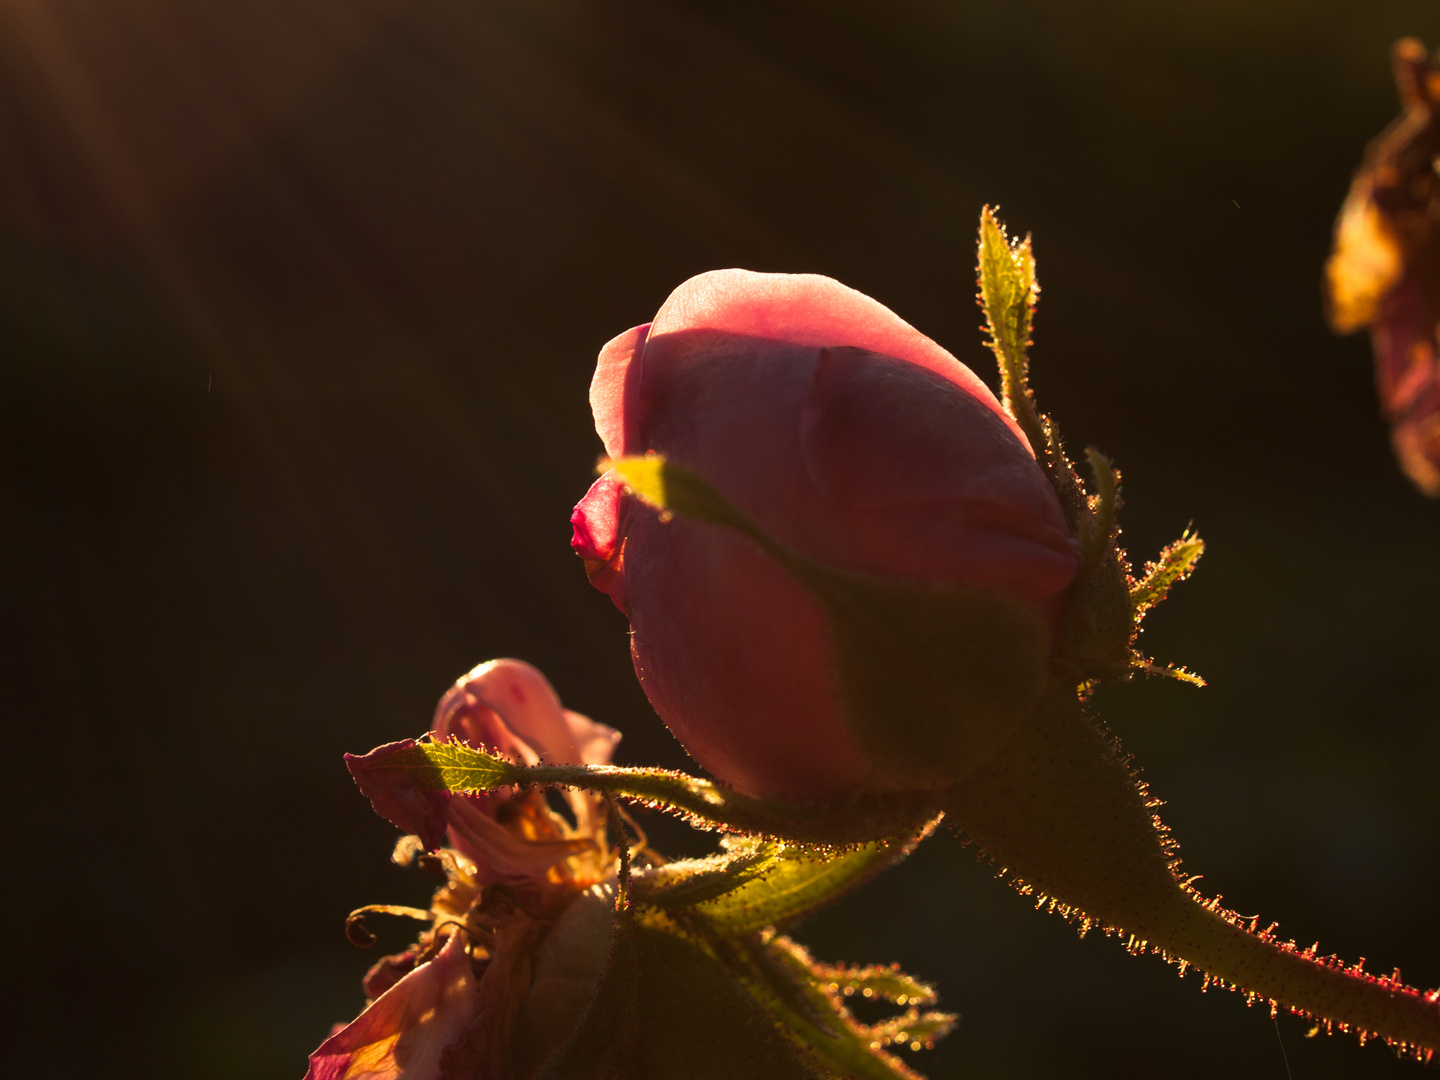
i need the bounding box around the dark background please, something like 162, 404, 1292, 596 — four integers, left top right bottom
4, 1, 1439, 1077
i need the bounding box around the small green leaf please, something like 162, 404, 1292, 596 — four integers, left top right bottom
1130, 530, 1205, 617
607, 453, 754, 535
359, 739, 521, 792
977, 206, 1045, 452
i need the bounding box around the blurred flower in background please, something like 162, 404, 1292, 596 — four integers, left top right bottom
1327, 38, 1440, 495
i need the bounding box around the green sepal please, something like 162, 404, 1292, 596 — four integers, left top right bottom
610, 454, 1050, 787
977, 205, 1045, 455
1130, 530, 1205, 618
1080, 446, 1119, 576
813, 570, 1048, 784
808, 962, 938, 1006
976, 210, 1143, 687
718, 932, 957, 1080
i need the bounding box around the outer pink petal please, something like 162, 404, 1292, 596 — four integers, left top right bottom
305, 931, 476, 1080
624, 506, 874, 800
645, 269, 1031, 449
589, 324, 649, 458
799, 346, 1077, 605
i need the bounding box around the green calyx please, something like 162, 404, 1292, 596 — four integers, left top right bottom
977, 206, 1203, 689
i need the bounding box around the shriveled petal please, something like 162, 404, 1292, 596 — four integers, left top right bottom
436, 904, 549, 1079
589, 324, 650, 458
364, 950, 421, 1001
562, 709, 621, 767
446, 798, 597, 884
305, 931, 477, 1080
346, 739, 452, 851
646, 269, 1028, 447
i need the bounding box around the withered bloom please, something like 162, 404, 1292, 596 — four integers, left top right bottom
307, 660, 619, 1080
1327, 38, 1440, 495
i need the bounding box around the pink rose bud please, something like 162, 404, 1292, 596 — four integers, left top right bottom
571, 270, 1078, 801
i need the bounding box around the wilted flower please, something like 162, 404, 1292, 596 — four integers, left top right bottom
429, 659, 619, 890
1327, 37, 1440, 495
305, 660, 619, 1080
571, 269, 1077, 801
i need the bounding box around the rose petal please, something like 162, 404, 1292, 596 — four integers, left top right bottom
590, 324, 650, 458
800, 346, 1077, 604
646, 269, 1029, 448
562, 709, 622, 768
434, 660, 616, 770
305, 931, 477, 1080
445, 798, 597, 883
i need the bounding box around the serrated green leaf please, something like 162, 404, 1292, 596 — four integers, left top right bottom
978, 208, 1035, 389
692, 836, 914, 935
362, 739, 521, 792
1130, 530, 1205, 616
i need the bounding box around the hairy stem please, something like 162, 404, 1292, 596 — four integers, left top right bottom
945, 685, 1440, 1059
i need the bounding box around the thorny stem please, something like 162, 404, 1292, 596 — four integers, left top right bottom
946, 685, 1440, 1059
